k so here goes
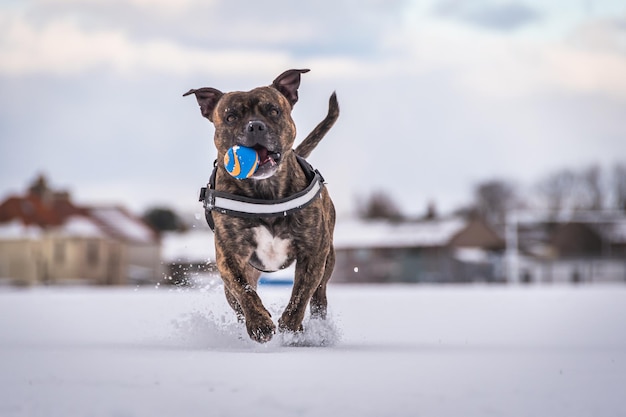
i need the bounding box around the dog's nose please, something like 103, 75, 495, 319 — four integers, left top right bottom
247, 120, 266, 134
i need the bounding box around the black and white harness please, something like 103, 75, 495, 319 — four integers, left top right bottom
198, 155, 325, 231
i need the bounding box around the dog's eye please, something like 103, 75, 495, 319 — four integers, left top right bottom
268, 107, 280, 117
226, 114, 238, 123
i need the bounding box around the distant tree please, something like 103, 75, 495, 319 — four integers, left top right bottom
473, 179, 518, 225
576, 165, 604, 210
142, 207, 186, 233
613, 163, 626, 211
535, 165, 607, 212
451, 204, 478, 220
357, 190, 404, 222
535, 169, 578, 212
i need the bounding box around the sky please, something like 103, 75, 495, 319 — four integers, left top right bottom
1, 0, 625, 219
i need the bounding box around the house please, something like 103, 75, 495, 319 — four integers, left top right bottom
152, 208, 626, 286
332, 217, 505, 283
512, 211, 626, 284
0, 175, 161, 286
157, 213, 507, 285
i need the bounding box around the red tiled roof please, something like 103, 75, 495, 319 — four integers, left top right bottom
0, 194, 85, 228
0, 190, 157, 244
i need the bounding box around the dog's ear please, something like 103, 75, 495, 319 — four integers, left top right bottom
271, 69, 310, 107
183, 88, 223, 121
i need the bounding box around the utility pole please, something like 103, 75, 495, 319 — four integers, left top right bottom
505, 210, 519, 284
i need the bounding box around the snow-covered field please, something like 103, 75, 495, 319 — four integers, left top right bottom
1, 283, 625, 417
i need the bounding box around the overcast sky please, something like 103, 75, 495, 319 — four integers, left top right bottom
1, 0, 625, 219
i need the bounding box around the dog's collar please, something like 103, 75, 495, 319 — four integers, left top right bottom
199, 155, 325, 230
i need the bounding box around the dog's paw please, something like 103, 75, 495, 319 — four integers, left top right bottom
278, 316, 304, 334
279, 317, 340, 347
246, 314, 276, 343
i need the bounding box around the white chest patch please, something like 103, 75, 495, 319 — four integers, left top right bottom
252, 226, 291, 271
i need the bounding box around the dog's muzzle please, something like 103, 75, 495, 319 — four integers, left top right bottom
238, 120, 282, 179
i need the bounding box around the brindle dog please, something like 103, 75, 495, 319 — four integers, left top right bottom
184, 69, 339, 343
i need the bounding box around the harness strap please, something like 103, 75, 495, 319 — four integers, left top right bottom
199, 155, 325, 231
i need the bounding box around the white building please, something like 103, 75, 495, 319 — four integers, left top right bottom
0, 176, 161, 286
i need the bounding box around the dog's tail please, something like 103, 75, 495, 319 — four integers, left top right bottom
295, 92, 339, 159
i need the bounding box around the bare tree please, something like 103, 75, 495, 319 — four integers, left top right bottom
576, 165, 604, 210
474, 180, 518, 225
535, 164, 610, 212
357, 190, 404, 222
535, 169, 578, 212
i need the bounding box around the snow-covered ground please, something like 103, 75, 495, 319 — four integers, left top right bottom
1, 283, 625, 417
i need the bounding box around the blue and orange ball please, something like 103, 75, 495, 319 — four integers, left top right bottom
224, 146, 259, 179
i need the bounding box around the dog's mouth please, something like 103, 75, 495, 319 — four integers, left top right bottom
255, 145, 281, 167
251, 145, 281, 179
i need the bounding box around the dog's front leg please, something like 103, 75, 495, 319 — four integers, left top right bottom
215, 246, 275, 343
222, 263, 263, 323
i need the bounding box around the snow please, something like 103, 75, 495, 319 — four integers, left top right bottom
454, 247, 490, 263
333, 218, 466, 249
53, 215, 106, 238
1, 284, 625, 417
89, 207, 155, 243
0, 220, 42, 239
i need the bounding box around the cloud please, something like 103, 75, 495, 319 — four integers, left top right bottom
36, 0, 216, 17
31, 0, 318, 50
433, 0, 541, 31
0, 15, 293, 76
27, 0, 405, 59
0, 0, 408, 79
568, 16, 626, 55
0, 14, 379, 81
3, 0, 626, 102
392, 18, 626, 99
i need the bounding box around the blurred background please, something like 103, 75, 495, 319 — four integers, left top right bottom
1, 0, 625, 286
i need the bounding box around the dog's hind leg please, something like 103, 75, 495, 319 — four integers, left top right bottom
278, 246, 331, 333
309, 246, 335, 320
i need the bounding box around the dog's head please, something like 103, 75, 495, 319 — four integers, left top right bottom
184, 69, 309, 180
